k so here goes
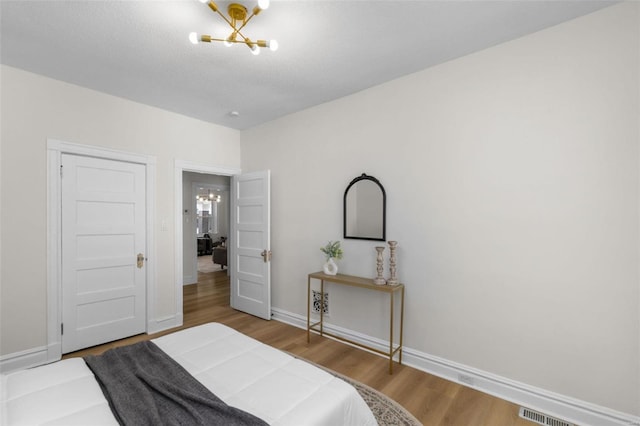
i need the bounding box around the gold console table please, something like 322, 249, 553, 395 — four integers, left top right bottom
307, 271, 405, 374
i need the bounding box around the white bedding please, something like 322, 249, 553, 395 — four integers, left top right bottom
1, 323, 377, 426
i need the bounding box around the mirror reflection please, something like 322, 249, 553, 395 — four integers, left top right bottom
344, 173, 386, 241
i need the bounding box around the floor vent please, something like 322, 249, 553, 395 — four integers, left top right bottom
519, 407, 575, 426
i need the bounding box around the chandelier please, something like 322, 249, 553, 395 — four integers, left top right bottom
197, 190, 222, 203
189, 0, 278, 55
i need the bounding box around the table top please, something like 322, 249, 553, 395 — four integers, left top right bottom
309, 271, 403, 292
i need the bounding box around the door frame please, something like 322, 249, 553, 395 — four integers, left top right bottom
174, 160, 241, 324
46, 139, 156, 362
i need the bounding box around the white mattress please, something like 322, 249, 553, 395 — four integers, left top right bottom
1, 323, 377, 426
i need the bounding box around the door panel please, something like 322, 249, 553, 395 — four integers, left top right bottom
61, 154, 146, 353
230, 170, 271, 320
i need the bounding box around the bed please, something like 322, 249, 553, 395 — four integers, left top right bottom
1, 323, 377, 425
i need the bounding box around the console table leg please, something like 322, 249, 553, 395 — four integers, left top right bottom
320, 280, 325, 336
399, 286, 405, 364
390, 291, 395, 374
307, 276, 311, 343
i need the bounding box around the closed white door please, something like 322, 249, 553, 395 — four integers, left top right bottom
230, 170, 271, 320
61, 154, 146, 353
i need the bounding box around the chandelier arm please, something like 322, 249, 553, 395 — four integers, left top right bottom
214, 9, 253, 48
234, 29, 250, 43
235, 11, 257, 33
213, 9, 239, 32
209, 37, 257, 46
230, 28, 258, 50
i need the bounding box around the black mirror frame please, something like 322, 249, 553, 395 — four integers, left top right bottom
343, 173, 386, 241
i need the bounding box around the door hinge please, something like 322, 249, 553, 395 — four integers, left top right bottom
60, 164, 63, 178
61, 323, 64, 335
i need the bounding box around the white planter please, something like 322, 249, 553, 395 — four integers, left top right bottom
323, 257, 338, 275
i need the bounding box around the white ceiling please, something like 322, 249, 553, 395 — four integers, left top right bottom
0, 0, 616, 130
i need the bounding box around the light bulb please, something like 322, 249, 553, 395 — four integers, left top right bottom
189, 32, 199, 45
224, 32, 236, 47
258, 0, 269, 10
245, 38, 260, 55
268, 40, 278, 51
198, 0, 208, 3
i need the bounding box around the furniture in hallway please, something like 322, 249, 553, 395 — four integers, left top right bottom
197, 236, 213, 255
213, 246, 227, 269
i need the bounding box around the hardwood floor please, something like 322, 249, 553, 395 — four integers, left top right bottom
64, 261, 535, 426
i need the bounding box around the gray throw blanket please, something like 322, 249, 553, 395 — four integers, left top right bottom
84, 341, 269, 426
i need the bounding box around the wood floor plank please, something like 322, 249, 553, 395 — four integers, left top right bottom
483, 398, 522, 426
440, 387, 493, 425
63, 262, 527, 426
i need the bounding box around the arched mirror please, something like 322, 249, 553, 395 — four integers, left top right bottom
344, 173, 386, 241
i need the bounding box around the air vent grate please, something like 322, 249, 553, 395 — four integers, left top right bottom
519, 407, 575, 426
311, 290, 329, 315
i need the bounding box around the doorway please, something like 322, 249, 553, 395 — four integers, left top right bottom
173, 161, 272, 324
182, 172, 230, 285
173, 161, 240, 325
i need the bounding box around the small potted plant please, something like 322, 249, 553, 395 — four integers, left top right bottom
320, 241, 343, 275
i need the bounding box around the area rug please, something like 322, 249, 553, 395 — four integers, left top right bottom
293, 355, 421, 426
197, 255, 225, 273
336, 371, 422, 426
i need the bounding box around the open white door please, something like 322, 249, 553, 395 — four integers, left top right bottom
61, 154, 146, 353
230, 170, 271, 320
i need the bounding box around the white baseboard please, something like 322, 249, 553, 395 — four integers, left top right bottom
271, 307, 640, 426
147, 313, 182, 334
0, 345, 50, 373
2, 316, 183, 374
